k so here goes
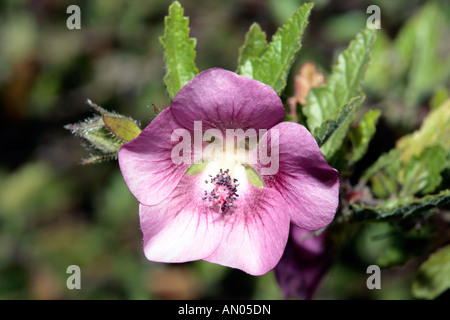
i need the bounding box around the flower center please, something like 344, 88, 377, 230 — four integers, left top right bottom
202, 168, 239, 213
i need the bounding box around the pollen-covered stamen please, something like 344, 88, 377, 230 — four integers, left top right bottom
203, 168, 239, 212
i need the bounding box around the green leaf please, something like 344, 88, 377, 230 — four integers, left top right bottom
244, 165, 265, 188
361, 148, 401, 182
348, 109, 381, 163
239, 3, 313, 94
395, 2, 450, 107
366, 146, 447, 199
185, 161, 208, 175
103, 115, 141, 142
362, 99, 450, 198
304, 28, 376, 132
399, 145, 447, 196
430, 87, 449, 110
321, 94, 366, 159
412, 244, 450, 300
370, 163, 401, 199
160, 1, 199, 101
65, 116, 123, 154
65, 100, 141, 164
313, 95, 363, 147
304, 29, 375, 160
396, 99, 450, 163
236, 23, 267, 74
363, 30, 396, 96
349, 189, 450, 222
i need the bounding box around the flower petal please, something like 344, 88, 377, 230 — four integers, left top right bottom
204, 166, 290, 275
118, 108, 190, 206
274, 225, 332, 300
171, 68, 285, 132
139, 173, 224, 262
258, 122, 339, 230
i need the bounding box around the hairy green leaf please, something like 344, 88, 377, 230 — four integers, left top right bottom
366, 146, 447, 199
396, 99, 450, 163
304, 29, 375, 159
322, 95, 366, 159
239, 3, 313, 94
399, 145, 447, 196
304, 28, 376, 132
65, 117, 123, 154
349, 109, 381, 163
160, 1, 198, 101
313, 95, 363, 147
362, 100, 450, 197
65, 100, 141, 165
349, 189, 450, 222
236, 23, 267, 74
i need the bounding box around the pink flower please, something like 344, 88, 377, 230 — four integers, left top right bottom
118, 68, 339, 275
274, 225, 333, 299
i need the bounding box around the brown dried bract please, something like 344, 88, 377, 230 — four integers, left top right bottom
288, 62, 326, 121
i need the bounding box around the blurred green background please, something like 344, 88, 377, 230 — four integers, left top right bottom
0, 0, 449, 299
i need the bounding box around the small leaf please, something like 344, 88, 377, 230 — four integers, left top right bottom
349, 189, 450, 222
160, 1, 199, 101
313, 95, 363, 147
348, 109, 381, 163
244, 165, 265, 188
239, 3, 313, 94
412, 244, 450, 300
236, 23, 267, 74
103, 115, 141, 142
185, 161, 208, 175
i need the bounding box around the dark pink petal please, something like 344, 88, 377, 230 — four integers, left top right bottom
171, 68, 285, 132
139, 173, 224, 262
118, 108, 190, 206
274, 225, 333, 300
204, 174, 290, 276
290, 225, 326, 256
258, 122, 339, 230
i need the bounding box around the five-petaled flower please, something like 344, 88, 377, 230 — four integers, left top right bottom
118, 68, 339, 275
